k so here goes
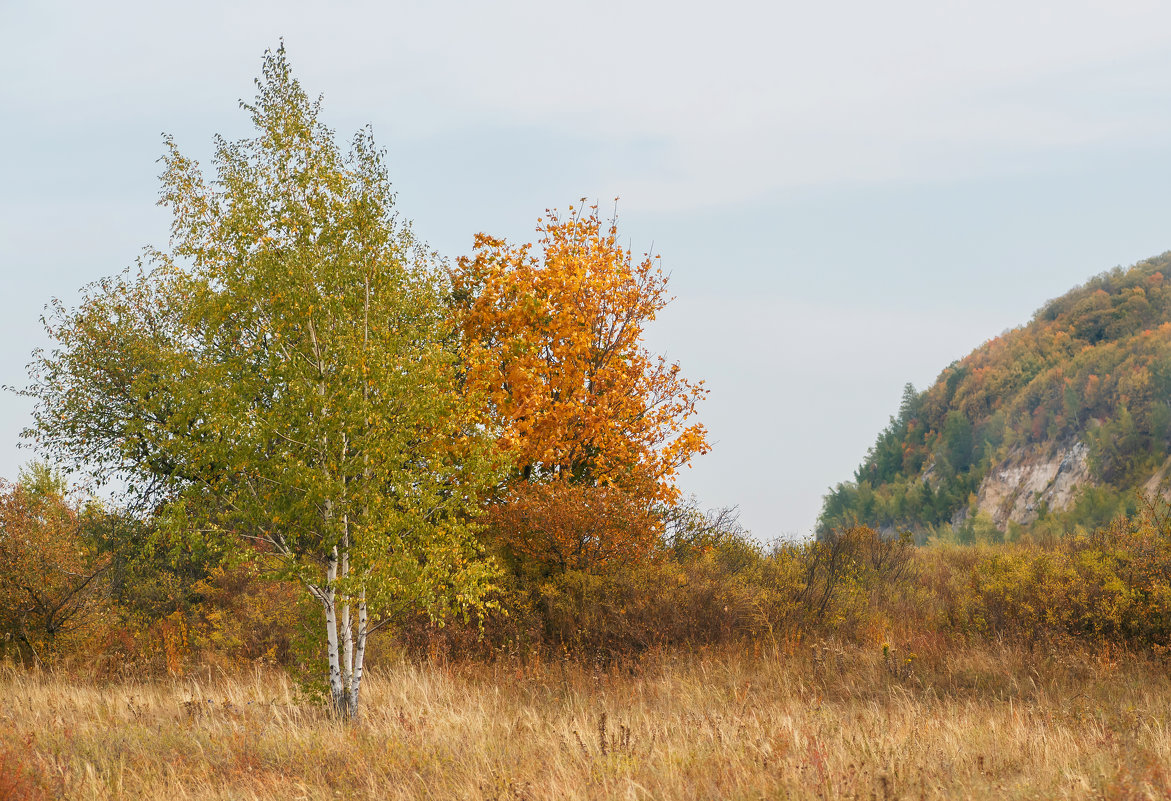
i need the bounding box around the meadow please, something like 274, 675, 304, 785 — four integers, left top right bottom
3, 638, 1170, 800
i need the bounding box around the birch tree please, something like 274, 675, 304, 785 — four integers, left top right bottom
22, 46, 502, 717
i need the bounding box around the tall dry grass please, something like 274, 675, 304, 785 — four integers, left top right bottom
2, 640, 1170, 800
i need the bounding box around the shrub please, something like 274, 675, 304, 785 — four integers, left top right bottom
0, 470, 111, 666
399, 522, 925, 662
487, 482, 661, 575
944, 497, 1171, 649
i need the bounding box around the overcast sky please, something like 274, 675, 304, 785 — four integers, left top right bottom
4, 0, 1171, 539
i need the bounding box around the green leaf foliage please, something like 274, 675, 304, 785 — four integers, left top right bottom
22, 45, 505, 646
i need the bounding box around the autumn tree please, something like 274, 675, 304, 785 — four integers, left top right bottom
0, 463, 110, 666
451, 203, 708, 499
22, 46, 501, 716
450, 203, 708, 566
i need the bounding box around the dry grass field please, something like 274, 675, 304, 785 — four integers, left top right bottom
2, 640, 1170, 800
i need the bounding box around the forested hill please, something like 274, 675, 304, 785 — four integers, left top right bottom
820, 252, 1171, 541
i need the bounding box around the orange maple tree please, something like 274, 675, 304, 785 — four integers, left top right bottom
450, 202, 709, 507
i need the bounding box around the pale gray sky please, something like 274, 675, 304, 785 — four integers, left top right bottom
3, 0, 1171, 538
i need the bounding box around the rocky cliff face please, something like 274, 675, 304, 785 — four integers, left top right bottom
973, 442, 1093, 529
1143, 455, 1171, 501
971, 444, 1171, 530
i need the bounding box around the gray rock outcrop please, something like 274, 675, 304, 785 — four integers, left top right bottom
974, 441, 1092, 529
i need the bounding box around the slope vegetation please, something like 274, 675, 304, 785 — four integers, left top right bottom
821, 252, 1171, 539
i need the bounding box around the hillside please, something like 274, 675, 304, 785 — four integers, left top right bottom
820, 252, 1171, 540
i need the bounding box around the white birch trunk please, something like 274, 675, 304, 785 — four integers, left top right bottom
340, 535, 354, 706
350, 590, 369, 718
323, 553, 346, 716
311, 321, 351, 716
345, 273, 372, 720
